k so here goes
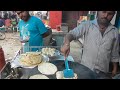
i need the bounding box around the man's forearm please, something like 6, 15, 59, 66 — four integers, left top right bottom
43, 29, 52, 38
112, 62, 118, 76
63, 34, 74, 45
112, 62, 118, 71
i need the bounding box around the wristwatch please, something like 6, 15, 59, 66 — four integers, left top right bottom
64, 43, 70, 46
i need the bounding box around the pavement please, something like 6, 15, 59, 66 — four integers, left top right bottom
0, 32, 21, 61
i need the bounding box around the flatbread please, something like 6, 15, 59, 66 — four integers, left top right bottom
41, 48, 56, 56
19, 52, 43, 67
38, 62, 57, 75
56, 71, 78, 79
29, 74, 49, 79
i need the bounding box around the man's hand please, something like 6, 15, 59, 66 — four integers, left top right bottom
60, 34, 74, 59
19, 36, 29, 43
111, 62, 118, 77
61, 43, 70, 59
20, 40, 28, 43
112, 69, 117, 77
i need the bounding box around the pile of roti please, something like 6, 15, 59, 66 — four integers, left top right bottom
41, 47, 56, 57
19, 52, 43, 67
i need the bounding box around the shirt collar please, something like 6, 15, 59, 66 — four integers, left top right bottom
91, 18, 116, 30
91, 19, 99, 28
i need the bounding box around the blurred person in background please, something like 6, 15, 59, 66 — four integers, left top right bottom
16, 11, 52, 53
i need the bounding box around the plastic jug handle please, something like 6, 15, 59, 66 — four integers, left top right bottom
65, 58, 69, 69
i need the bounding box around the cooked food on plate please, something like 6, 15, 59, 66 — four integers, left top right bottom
41, 47, 56, 56
38, 62, 57, 75
56, 71, 78, 79
19, 52, 43, 67
29, 74, 49, 79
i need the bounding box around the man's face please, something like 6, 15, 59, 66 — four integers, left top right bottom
97, 11, 115, 25
16, 11, 29, 21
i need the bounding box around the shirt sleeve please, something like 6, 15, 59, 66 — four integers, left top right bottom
69, 21, 89, 40
111, 29, 119, 62
36, 19, 48, 35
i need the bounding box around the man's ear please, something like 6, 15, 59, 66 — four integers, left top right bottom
96, 12, 98, 18
26, 11, 28, 14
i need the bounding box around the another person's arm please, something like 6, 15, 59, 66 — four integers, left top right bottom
111, 30, 119, 77
17, 21, 26, 43
37, 19, 51, 38
42, 28, 52, 38
112, 62, 118, 77
61, 22, 88, 58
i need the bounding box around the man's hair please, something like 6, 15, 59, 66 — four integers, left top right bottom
113, 11, 117, 14
97, 11, 116, 14
96, 11, 116, 18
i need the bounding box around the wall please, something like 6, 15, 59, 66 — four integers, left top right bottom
49, 11, 89, 30
62, 11, 88, 30
111, 12, 117, 25
49, 11, 62, 29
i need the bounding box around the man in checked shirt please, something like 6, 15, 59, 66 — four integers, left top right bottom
61, 11, 119, 79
